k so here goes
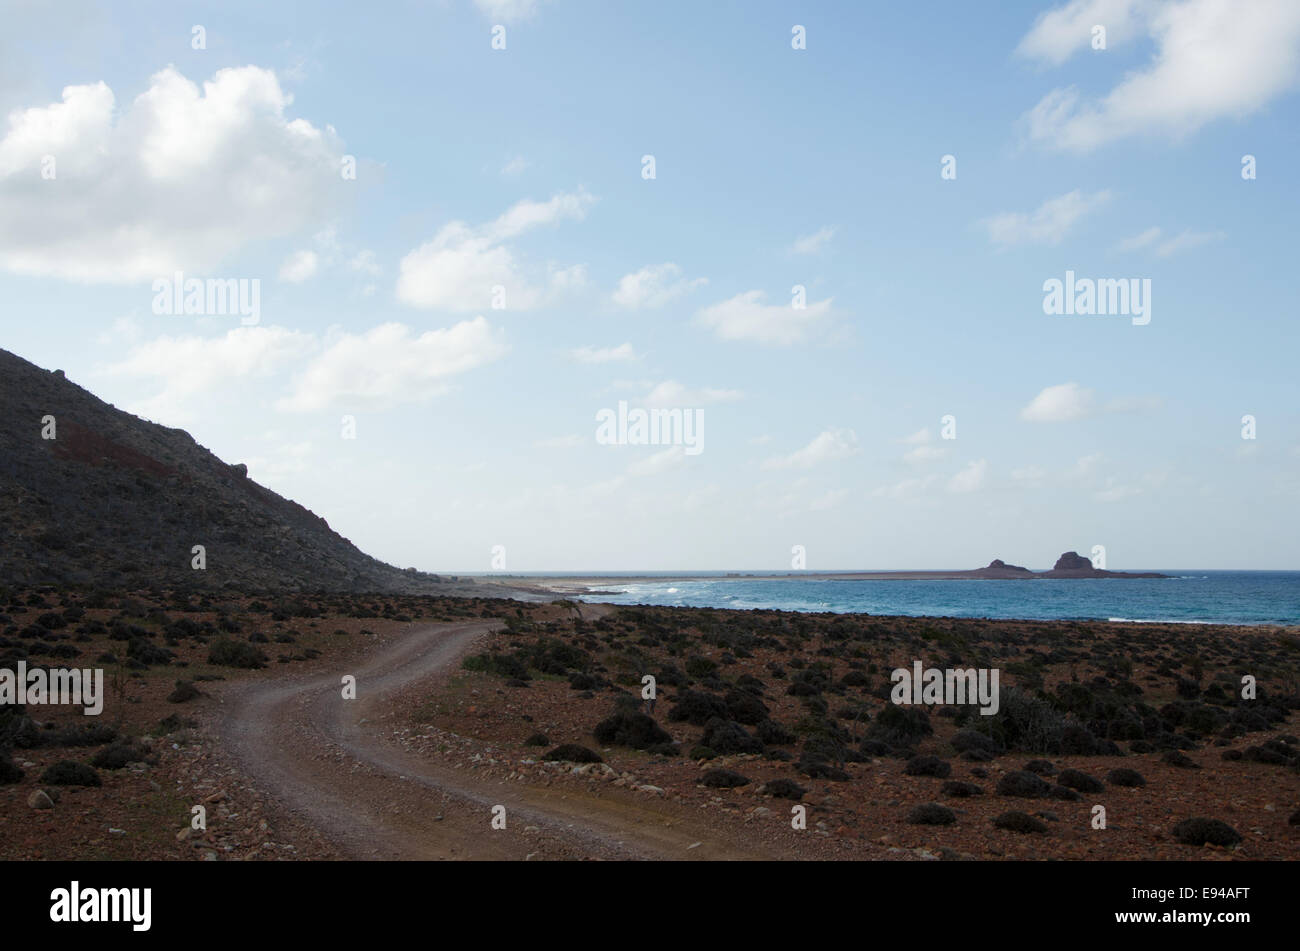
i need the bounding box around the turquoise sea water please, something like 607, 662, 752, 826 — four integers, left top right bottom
559, 571, 1300, 625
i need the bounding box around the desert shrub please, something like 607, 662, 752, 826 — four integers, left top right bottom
701, 718, 763, 756
90, 741, 147, 770
798, 759, 849, 781
167, 680, 199, 703
208, 638, 267, 670
994, 811, 1047, 834
1023, 759, 1057, 775
667, 690, 729, 726
757, 720, 796, 746
1056, 768, 1104, 793
907, 802, 956, 825
1049, 784, 1082, 801
866, 704, 933, 747
701, 768, 750, 789
1171, 817, 1242, 847
592, 711, 671, 750
761, 778, 806, 801
996, 770, 1051, 798
980, 687, 1067, 754
904, 755, 952, 779
940, 780, 983, 798
685, 656, 717, 679
568, 672, 603, 690
951, 729, 1002, 756
40, 760, 101, 786
543, 744, 602, 764
523, 732, 549, 746
1162, 750, 1199, 769
688, 745, 717, 761
723, 689, 769, 726
128, 638, 175, 667
1106, 767, 1146, 787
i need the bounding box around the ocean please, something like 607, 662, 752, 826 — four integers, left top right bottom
563, 571, 1300, 626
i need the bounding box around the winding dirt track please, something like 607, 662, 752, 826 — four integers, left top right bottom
215, 620, 790, 860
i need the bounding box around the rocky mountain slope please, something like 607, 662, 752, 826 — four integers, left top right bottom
0, 348, 465, 595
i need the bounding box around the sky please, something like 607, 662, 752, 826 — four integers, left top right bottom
1, 0, 1297, 572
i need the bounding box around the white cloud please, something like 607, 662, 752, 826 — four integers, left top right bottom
1016, 0, 1150, 65
1019, 0, 1300, 151
901, 427, 932, 445
947, 459, 989, 493
0, 66, 346, 282
1020, 382, 1096, 422
984, 190, 1110, 247
641, 380, 742, 406
572, 343, 636, 364
474, 0, 539, 22
1117, 225, 1226, 256
697, 290, 833, 345
611, 262, 706, 309
500, 155, 529, 176
871, 474, 940, 500
790, 226, 835, 255
278, 249, 319, 283
396, 190, 593, 311
278, 317, 506, 411
762, 429, 859, 470
349, 250, 380, 276
904, 445, 948, 465
105, 325, 314, 420
1116, 226, 1163, 251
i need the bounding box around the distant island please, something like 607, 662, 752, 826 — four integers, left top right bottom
483, 552, 1172, 595
965, 552, 1169, 580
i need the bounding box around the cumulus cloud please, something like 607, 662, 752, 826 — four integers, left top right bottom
104, 325, 314, 420
279, 317, 507, 411
611, 262, 706, 309
697, 289, 833, 345
105, 318, 506, 418
1018, 0, 1300, 151
762, 429, 859, 470
1020, 382, 1097, 422
0, 65, 347, 282
983, 190, 1110, 247
395, 190, 593, 311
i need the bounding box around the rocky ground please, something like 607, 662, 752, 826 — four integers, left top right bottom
2, 586, 1298, 860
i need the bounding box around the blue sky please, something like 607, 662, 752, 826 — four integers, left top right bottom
1, 0, 1297, 571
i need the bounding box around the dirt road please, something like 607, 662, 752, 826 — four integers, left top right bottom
215, 620, 793, 860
